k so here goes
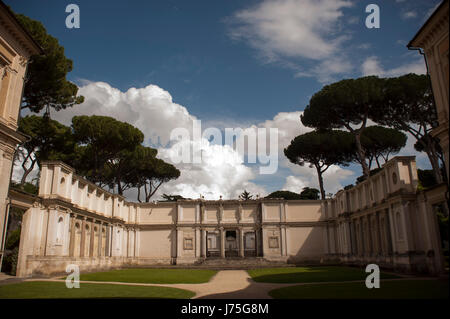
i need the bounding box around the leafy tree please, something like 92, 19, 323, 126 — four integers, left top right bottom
127, 146, 180, 202
356, 167, 383, 184
284, 130, 355, 200
299, 187, 320, 200
161, 194, 186, 201
71, 115, 144, 193
301, 76, 385, 177
266, 190, 302, 200
361, 126, 407, 169
373, 73, 444, 183
15, 14, 84, 115
5, 227, 21, 250
10, 181, 38, 195
239, 190, 253, 200
17, 115, 75, 186
417, 169, 438, 189
414, 136, 446, 183
70, 116, 180, 199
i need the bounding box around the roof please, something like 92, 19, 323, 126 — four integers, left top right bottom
0, 0, 44, 55
407, 0, 448, 48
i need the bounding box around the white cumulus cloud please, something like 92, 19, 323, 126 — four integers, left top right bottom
227, 0, 354, 82
47, 81, 270, 201
52, 81, 196, 146
362, 56, 426, 77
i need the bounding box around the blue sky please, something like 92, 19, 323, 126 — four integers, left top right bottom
8, 0, 442, 200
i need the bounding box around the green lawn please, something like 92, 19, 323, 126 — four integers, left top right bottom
0, 281, 195, 299
248, 266, 401, 283
269, 279, 449, 299
79, 268, 217, 284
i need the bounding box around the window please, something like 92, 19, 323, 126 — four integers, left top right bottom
56, 217, 64, 244
184, 238, 193, 250
244, 233, 255, 249
392, 172, 398, 185
207, 233, 218, 249
268, 236, 279, 248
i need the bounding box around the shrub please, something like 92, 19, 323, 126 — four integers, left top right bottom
6, 227, 21, 250
3, 247, 19, 275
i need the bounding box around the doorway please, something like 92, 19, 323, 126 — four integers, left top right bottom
206, 231, 220, 257
225, 230, 238, 257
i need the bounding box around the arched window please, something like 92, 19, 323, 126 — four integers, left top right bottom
56, 217, 64, 244
392, 172, 398, 185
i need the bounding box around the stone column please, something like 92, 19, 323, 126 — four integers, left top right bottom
220, 227, 225, 258
375, 212, 382, 256
134, 228, 138, 258
80, 217, 87, 257
110, 224, 114, 257
255, 228, 261, 257
128, 228, 132, 258
200, 205, 205, 224
360, 218, 366, 256
105, 224, 110, 257
387, 207, 397, 257
238, 204, 242, 223
176, 227, 183, 259
282, 226, 288, 256
98, 221, 103, 257
239, 228, 244, 257
401, 201, 414, 252
201, 229, 207, 257
195, 227, 200, 258
280, 226, 286, 256
68, 214, 76, 257
219, 204, 223, 224
51, 165, 61, 195
89, 219, 95, 257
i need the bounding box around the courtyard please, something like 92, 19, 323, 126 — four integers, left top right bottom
0, 266, 447, 299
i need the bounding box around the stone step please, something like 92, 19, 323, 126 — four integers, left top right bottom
196, 257, 289, 267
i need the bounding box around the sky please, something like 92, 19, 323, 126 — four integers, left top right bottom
7, 0, 442, 201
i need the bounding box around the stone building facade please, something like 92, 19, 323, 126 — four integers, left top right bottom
408, 0, 449, 180
15, 157, 446, 277
0, 2, 42, 267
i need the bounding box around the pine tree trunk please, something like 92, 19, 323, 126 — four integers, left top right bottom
20, 158, 37, 186
376, 156, 381, 168
315, 165, 326, 200
421, 134, 443, 184
426, 148, 443, 184
117, 180, 123, 196
354, 131, 370, 177
137, 186, 142, 203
